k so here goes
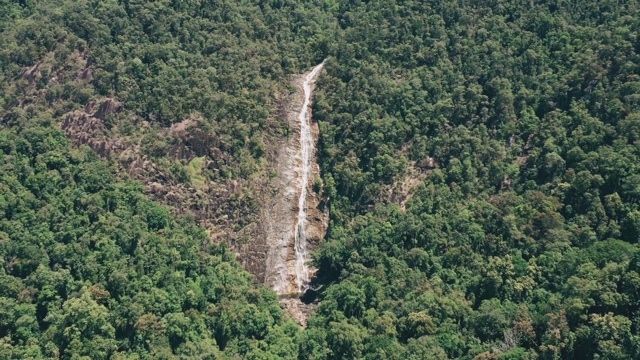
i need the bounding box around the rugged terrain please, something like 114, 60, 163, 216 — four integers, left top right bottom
4, 0, 640, 358
262, 64, 328, 297
56, 66, 329, 304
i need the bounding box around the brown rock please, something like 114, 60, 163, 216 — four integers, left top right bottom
79, 68, 93, 83
60, 110, 124, 157
417, 157, 437, 169
166, 118, 221, 160
92, 98, 123, 120
20, 62, 42, 84
211, 147, 228, 163
146, 182, 165, 194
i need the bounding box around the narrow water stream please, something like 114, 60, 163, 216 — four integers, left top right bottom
293, 62, 325, 293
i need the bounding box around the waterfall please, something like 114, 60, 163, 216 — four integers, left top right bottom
293, 61, 325, 293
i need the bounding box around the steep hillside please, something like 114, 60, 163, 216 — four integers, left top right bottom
3, 0, 640, 359
0, 116, 302, 358
0, 0, 335, 358
306, 0, 640, 358
0, 0, 338, 258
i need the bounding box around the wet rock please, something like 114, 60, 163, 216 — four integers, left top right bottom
279, 297, 316, 327
261, 65, 328, 299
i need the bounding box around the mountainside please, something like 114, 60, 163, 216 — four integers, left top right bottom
0, 0, 333, 358
0, 116, 301, 358
2, 0, 640, 359
306, 1, 640, 358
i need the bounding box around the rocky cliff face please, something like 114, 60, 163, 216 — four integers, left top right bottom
256, 69, 328, 297
60, 99, 125, 157
58, 100, 257, 255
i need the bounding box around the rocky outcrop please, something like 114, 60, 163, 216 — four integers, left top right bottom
60, 98, 125, 157
24, 52, 269, 292
118, 147, 255, 245
380, 160, 431, 211
87, 98, 123, 120
14, 50, 90, 111
20, 62, 43, 84
78, 68, 93, 83
164, 118, 226, 166
59, 99, 253, 250
279, 298, 317, 327
417, 156, 437, 170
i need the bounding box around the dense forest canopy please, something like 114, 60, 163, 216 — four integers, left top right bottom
2, 0, 640, 359
308, 0, 640, 359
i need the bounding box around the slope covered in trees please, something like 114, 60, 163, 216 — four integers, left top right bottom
307, 0, 640, 358
0, 117, 303, 358
1, 0, 337, 260
2, 0, 640, 359
0, 0, 330, 358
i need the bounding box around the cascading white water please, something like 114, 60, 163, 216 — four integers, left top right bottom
293, 62, 325, 293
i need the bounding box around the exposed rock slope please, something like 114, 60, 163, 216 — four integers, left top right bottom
261, 64, 329, 296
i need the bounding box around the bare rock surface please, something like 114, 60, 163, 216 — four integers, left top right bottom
87, 98, 123, 120
261, 65, 328, 297
60, 99, 125, 157
279, 297, 317, 327
380, 161, 430, 211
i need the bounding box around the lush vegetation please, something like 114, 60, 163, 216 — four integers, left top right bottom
2, 0, 640, 359
0, 0, 329, 358
0, 116, 303, 358
1, 0, 334, 181
308, 0, 640, 359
